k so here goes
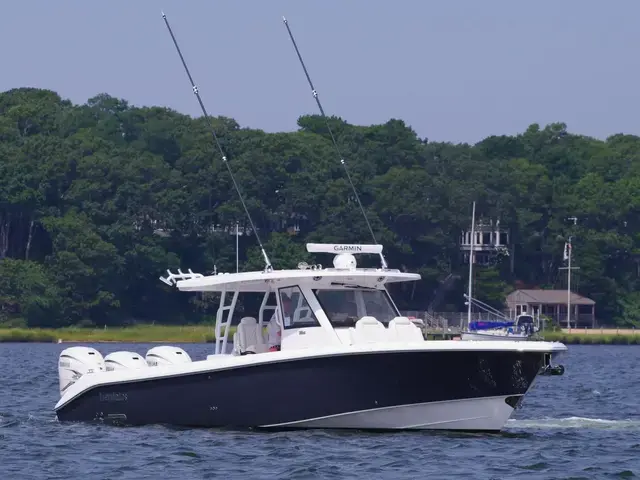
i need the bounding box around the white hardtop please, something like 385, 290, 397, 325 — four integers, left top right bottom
173, 268, 420, 293
160, 243, 420, 294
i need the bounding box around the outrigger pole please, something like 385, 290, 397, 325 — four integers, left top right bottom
282, 16, 389, 270
160, 11, 273, 272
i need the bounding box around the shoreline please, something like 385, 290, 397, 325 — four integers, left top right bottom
0, 325, 222, 344
541, 330, 639, 345
0, 325, 638, 344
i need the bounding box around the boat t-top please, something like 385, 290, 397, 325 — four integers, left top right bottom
54, 13, 567, 432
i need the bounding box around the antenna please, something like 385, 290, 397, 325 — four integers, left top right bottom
161, 11, 273, 272
282, 16, 388, 270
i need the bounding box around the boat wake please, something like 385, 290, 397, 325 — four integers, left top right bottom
507, 417, 640, 430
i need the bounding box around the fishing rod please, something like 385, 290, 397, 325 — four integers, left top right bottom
281, 16, 389, 270
161, 11, 273, 272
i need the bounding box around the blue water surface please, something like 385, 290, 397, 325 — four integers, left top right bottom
1, 343, 638, 479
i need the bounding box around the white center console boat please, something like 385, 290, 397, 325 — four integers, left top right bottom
55, 243, 566, 431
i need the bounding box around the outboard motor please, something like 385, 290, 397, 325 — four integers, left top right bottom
58, 346, 105, 396
145, 346, 192, 366
538, 352, 566, 376
104, 351, 148, 371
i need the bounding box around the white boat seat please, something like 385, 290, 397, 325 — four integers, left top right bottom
233, 317, 268, 355
388, 316, 424, 342
349, 316, 388, 344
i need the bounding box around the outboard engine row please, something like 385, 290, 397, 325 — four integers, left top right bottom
58, 345, 192, 396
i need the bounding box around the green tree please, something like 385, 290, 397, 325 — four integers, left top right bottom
1, 86, 639, 327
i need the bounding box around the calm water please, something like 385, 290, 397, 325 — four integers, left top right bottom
0, 343, 638, 479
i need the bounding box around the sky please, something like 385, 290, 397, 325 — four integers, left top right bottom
1, 0, 639, 144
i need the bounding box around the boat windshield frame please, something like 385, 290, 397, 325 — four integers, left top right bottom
311, 285, 401, 328
277, 285, 321, 330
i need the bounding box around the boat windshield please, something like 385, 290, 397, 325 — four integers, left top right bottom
313, 287, 399, 328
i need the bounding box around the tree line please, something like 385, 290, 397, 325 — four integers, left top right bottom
1, 87, 638, 327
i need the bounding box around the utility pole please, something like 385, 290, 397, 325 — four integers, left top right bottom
559, 234, 579, 330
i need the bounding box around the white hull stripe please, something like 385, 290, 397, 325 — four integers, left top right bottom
260, 395, 521, 429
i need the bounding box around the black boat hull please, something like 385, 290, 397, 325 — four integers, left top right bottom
56, 350, 546, 431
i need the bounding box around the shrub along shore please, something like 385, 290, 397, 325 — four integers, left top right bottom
0, 325, 638, 344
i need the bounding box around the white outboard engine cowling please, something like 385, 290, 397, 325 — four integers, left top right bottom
145, 346, 192, 366
58, 346, 105, 396
104, 351, 148, 371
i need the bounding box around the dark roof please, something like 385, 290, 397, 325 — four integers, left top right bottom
506, 289, 595, 306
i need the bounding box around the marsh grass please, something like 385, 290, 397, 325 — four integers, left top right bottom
2, 324, 638, 344
542, 330, 640, 345
0, 324, 235, 343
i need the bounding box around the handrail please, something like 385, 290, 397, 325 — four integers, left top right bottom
159, 269, 204, 287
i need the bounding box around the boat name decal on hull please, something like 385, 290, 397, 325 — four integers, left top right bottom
99, 392, 128, 402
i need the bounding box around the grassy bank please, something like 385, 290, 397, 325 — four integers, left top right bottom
1, 324, 639, 345
0, 325, 233, 343
542, 330, 640, 344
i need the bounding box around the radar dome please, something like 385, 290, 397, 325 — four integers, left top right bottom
333, 253, 357, 270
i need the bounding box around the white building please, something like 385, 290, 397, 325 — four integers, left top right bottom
459, 218, 510, 266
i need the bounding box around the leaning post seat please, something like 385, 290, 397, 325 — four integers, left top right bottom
388, 316, 425, 342
233, 317, 268, 355
349, 316, 388, 344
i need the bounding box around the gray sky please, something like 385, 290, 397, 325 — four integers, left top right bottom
2, 0, 639, 144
